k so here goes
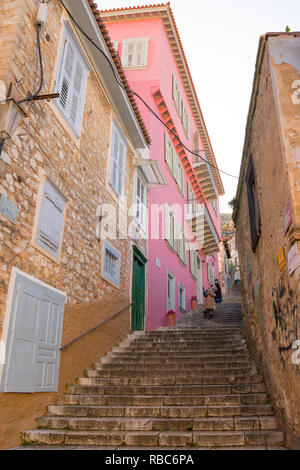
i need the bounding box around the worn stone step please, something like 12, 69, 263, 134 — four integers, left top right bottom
37, 415, 280, 432
102, 353, 251, 362
65, 383, 266, 401
131, 339, 246, 347
46, 404, 274, 419
72, 372, 264, 388
55, 392, 269, 409
82, 366, 258, 379
93, 361, 255, 372
114, 346, 248, 354
21, 429, 284, 447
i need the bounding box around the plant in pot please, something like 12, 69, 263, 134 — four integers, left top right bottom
191, 296, 198, 310
166, 309, 176, 327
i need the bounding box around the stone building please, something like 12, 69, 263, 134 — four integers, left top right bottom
233, 32, 300, 448
0, 0, 164, 449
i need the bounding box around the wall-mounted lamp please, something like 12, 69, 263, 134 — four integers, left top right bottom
0, 98, 27, 157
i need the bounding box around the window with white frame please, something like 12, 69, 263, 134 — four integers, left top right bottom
182, 102, 190, 139
35, 179, 66, 259
135, 171, 147, 231
54, 24, 89, 136
207, 263, 215, 285
189, 243, 198, 279
108, 120, 127, 197
175, 221, 187, 265
103, 242, 121, 287
164, 132, 185, 196
179, 283, 186, 311
165, 203, 175, 250
167, 270, 175, 311
122, 38, 149, 68
172, 74, 181, 116
187, 181, 196, 214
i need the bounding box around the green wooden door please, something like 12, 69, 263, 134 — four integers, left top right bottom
131, 246, 147, 331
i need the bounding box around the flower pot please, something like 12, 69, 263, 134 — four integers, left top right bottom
191, 298, 198, 310
167, 314, 176, 327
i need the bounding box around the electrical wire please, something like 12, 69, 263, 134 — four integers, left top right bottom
57, 0, 239, 180
18, 23, 44, 104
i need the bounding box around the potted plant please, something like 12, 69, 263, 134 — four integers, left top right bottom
191, 296, 198, 310
166, 309, 176, 327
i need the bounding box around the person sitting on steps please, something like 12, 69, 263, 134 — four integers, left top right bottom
203, 284, 216, 319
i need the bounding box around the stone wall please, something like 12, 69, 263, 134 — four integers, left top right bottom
235, 48, 300, 448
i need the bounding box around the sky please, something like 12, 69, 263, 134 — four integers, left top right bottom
97, 0, 300, 213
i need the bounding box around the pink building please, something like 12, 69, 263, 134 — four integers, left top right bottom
102, 4, 224, 330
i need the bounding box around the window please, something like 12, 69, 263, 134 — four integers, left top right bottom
164, 132, 185, 196
135, 171, 147, 231
189, 244, 197, 279
187, 181, 196, 214
176, 222, 187, 265
165, 203, 175, 250
172, 74, 181, 116
179, 283, 186, 311
54, 24, 89, 136
122, 38, 149, 68
108, 120, 127, 197
246, 155, 261, 252
103, 242, 121, 287
182, 102, 190, 139
167, 270, 175, 311
35, 179, 66, 259
164, 132, 174, 172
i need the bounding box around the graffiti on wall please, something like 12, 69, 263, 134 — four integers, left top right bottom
271, 278, 299, 370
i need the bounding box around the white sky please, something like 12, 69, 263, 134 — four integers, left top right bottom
97, 0, 300, 213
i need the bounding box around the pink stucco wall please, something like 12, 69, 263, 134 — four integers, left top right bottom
106, 17, 221, 330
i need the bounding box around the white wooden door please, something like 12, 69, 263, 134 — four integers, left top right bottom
0, 269, 66, 393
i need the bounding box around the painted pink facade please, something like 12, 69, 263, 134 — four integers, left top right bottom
103, 6, 223, 330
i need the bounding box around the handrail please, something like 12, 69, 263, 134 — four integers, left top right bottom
60, 302, 133, 351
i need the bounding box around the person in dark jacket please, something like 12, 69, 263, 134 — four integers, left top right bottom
214, 279, 222, 304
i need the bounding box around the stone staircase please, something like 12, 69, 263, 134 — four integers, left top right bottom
17, 303, 286, 450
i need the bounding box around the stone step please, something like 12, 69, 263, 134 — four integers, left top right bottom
37, 415, 280, 432
81, 366, 258, 379
21, 429, 284, 448
93, 361, 255, 371
119, 345, 248, 353
57, 392, 269, 408
75, 374, 264, 387
65, 382, 266, 400
102, 353, 251, 363
45, 404, 274, 419
131, 339, 246, 347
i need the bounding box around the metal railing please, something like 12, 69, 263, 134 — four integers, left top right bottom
60, 302, 133, 351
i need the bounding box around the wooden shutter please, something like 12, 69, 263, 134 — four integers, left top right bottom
165, 132, 173, 171
165, 203, 174, 249
55, 27, 88, 135
36, 180, 65, 258
109, 124, 126, 197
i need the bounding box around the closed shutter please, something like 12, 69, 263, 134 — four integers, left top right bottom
189, 244, 196, 278
165, 132, 173, 171
2, 269, 66, 393
55, 26, 88, 135
36, 179, 66, 258
109, 123, 127, 197
165, 203, 174, 249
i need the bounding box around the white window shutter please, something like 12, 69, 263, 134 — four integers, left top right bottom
165, 132, 173, 171
109, 123, 127, 197
55, 26, 89, 136
58, 39, 75, 111
36, 180, 65, 258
